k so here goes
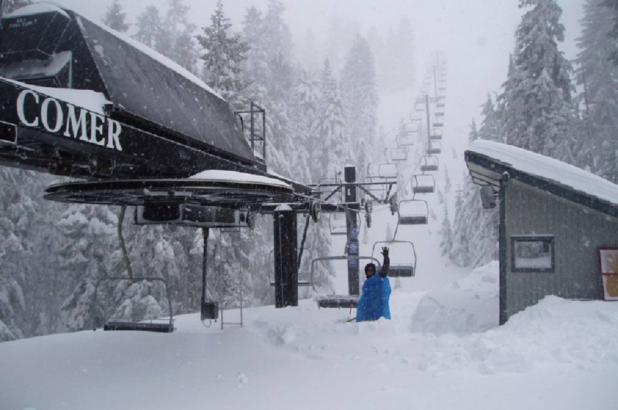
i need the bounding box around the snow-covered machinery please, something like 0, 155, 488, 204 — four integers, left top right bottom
0, 4, 325, 319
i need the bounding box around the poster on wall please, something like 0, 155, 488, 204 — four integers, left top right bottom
599, 248, 618, 301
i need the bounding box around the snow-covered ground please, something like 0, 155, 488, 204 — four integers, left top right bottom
2, 263, 618, 410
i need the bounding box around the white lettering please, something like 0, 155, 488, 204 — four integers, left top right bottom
15, 89, 123, 152
16, 89, 40, 127
106, 119, 123, 151
89, 112, 106, 146
41, 98, 63, 133
64, 104, 89, 141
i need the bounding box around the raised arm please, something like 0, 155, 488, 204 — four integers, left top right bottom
379, 247, 390, 278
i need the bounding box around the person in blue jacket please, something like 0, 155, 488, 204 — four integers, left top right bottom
356, 247, 391, 322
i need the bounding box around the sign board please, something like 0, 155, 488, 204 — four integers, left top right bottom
600, 248, 618, 301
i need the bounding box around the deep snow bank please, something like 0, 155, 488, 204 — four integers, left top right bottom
1, 263, 617, 410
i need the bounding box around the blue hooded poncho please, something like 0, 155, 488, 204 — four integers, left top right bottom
356, 274, 391, 322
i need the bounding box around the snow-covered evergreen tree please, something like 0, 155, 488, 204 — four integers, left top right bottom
602, 0, 618, 63
439, 206, 453, 257
134, 6, 163, 49
103, 0, 129, 33
317, 60, 350, 179
340, 35, 378, 172
499, 0, 576, 162
57, 205, 119, 331
197, 0, 249, 101
450, 121, 499, 267
479, 95, 503, 142
576, 0, 618, 183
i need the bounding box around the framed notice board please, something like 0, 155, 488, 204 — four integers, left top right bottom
599, 248, 618, 301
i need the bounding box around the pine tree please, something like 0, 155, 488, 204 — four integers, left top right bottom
439, 206, 453, 257
317, 60, 349, 179
576, 0, 618, 183
340, 35, 378, 172
197, 0, 249, 101
602, 0, 618, 63
450, 121, 499, 267
156, 0, 199, 73
479, 94, 503, 142
103, 0, 129, 32
134, 6, 163, 49
57, 205, 120, 331
499, 0, 576, 162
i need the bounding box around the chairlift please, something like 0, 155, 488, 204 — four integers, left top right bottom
435, 111, 445, 118
397, 199, 429, 226
420, 156, 439, 172
314, 255, 382, 308
329, 212, 349, 236
412, 174, 436, 194
397, 132, 415, 147
371, 241, 417, 277
436, 103, 445, 109
427, 141, 442, 155
92, 276, 174, 333
367, 163, 398, 180
390, 147, 408, 162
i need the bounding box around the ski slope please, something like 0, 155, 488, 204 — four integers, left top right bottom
2, 264, 618, 410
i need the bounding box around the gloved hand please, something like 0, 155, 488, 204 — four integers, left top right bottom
381, 247, 389, 257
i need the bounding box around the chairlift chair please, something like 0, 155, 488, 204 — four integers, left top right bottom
93, 276, 174, 333
397, 199, 429, 226
397, 132, 415, 147
313, 255, 382, 308
427, 141, 442, 155
390, 147, 408, 162
412, 174, 436, 194
420, 156, 439, 172
329, 212, 349, 236
375, 163, 398, 179
371, 240, 417, 277
435, 111, 445, 118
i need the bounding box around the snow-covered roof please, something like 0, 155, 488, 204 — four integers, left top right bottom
190, 170, 291, 189
2, 77, 110, 115
466, 140, 618, 209
80, 16, 224, 101
4, 3, 69, 19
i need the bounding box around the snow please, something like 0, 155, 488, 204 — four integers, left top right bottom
4, 3, 69, 19
468, 140, 618, 206
0, 51, 72, 81
1, 77, 111, 115
75, 16, 225, 101
1, 263, 618, 410
189, 170, 291, 189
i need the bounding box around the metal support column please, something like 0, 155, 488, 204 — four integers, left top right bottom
345, 166, 360, 296
425, 94, 432, 144
273, 209, 298, 308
